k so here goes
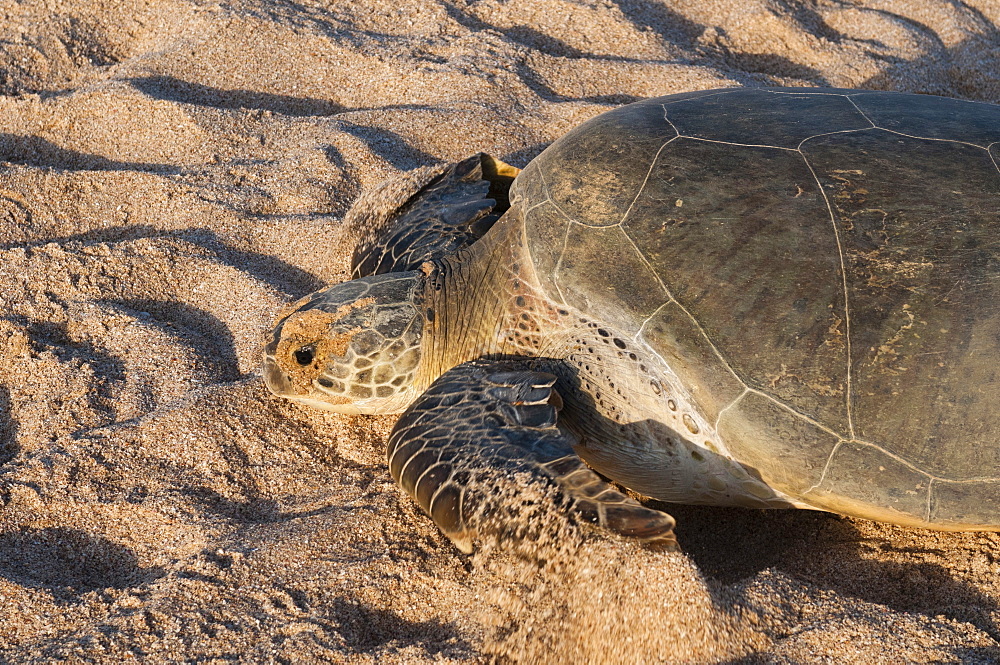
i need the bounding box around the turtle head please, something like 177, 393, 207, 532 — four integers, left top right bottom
263, 272, 426, 415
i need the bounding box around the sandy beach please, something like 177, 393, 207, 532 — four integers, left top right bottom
0, 0, 999, 662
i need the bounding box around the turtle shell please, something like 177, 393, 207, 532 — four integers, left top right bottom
512, 87, 1000, 529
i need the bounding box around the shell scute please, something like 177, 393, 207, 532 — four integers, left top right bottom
850, 90, 1000, 147
555, 223, 669, 327
662, 88, 871, 148
932, 480, 1000, 528
638, 301, 745, 425
518, 202, 568, 303
532, 98, 677, 228
805, 440, 931, 525
804, 129, 1000, 479
621, 137, 850, 432
716, 392, 841, 497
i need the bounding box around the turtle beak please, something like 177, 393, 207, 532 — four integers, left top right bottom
263, 354, 367, 414
263, 355, 292, 396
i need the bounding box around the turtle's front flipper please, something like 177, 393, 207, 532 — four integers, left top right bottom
387, 361, 678, 553
347, 153, 520, 278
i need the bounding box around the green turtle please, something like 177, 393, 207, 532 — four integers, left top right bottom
264, 87, 1000, 553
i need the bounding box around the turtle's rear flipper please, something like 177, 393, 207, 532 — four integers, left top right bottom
387, 361, 678, 553
348, 153, 520, 278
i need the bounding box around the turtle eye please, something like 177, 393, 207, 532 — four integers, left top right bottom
293, 345, 315, 366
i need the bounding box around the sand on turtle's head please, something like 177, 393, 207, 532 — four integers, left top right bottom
272, 306, 367, 397
264, 272, 427, 415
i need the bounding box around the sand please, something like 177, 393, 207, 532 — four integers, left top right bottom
0, 0, 999, 662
